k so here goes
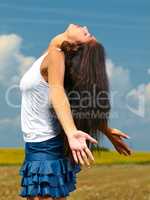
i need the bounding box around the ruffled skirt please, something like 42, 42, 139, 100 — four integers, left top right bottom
18, 134, 81, 198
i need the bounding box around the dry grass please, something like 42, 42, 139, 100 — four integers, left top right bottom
0, 148, 150, 199
0, 164, 150, 200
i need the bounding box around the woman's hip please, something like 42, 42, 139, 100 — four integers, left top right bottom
25, 134, 66, 161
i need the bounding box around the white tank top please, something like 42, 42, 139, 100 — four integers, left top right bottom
19, 47, 62, 142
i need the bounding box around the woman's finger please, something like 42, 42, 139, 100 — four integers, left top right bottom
72, 150, 78, 164
115, 140, 132, 155
112, 132, 125, 138
122, 146, 133, 155
115, 145, 122, 155
111, 129, 131, 139
119, 147, 130, 156
84, 147, 95, 162
122, 150, 129, 156
84, 132, 98, 144
76, 150, 85, 165
119, 141, 132, 155
80, 149, 90, 166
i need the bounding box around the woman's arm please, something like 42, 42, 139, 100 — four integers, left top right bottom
47, 48, 77, 135
47, 48, 98, 166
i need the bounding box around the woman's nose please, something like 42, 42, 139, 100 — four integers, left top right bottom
83, 26, 88, 31
83, 26, 90, 34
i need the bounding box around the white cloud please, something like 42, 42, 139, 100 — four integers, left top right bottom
104, 58, 133, 125
106, 58, 132, 93
105, 59, 150, 125
0, 34, 35, 85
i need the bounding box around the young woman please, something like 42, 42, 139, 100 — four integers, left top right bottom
19, 23, 132, 200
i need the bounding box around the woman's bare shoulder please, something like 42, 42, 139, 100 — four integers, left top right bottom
47, 46, 64, 58
46, 46, 65, 64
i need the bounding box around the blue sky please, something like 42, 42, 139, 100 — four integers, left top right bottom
0, 0, 149, 151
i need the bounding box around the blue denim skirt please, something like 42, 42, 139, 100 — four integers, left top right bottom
19, 133, 81, 198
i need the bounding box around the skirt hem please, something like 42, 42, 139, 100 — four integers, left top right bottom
19, 156, 81, 198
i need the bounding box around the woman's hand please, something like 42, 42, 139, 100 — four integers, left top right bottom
105, 128, 133, 156
66, 130, 98, 167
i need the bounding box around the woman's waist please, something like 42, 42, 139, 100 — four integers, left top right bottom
24, 134, 65, 160
22, 130, 61, 142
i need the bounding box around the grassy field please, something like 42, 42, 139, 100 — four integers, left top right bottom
0, 149, 150, 200
0, 148, 150, 165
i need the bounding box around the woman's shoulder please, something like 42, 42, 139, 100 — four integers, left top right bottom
47, 45, 64, 57
48, 42, 62, 52
42, 45, 64, 67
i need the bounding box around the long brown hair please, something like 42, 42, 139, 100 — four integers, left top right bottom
53, 40, 111, 160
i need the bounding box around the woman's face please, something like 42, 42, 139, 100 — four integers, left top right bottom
66, 23, 96, 43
